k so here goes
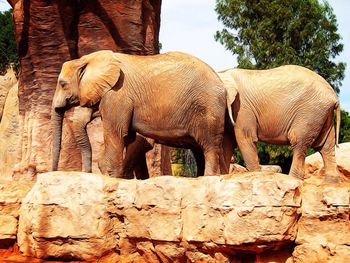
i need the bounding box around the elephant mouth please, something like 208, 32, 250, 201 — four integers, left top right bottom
54, 97, 79, 111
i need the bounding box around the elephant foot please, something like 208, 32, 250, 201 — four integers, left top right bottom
289, 168, 305, 180
323, 175, 340, 184
260, 165, 282, 173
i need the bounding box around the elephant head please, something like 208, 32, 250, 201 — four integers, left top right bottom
51, 50, 121, 171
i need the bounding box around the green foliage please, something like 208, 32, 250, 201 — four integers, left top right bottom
215, 0, 347, 171
0, 9, 18, 74
215, 0, 345, 93
340, 109, 350, 143
172, 148, 197, 177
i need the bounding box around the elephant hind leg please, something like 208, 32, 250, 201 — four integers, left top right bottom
313, 116, 339, 183
288, 129, 316, 180
289, 144, 307, 180
191, 147, 205, 177
203, 146, 220, 175
133, 154, 150, 180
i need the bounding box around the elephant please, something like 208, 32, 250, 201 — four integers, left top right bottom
219, 65, 340, 183
70, 106, 154, 179
51, 50, 229, 178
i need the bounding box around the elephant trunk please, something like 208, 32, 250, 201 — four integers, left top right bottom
51, 107, 65, 171
72, 123, 92, 173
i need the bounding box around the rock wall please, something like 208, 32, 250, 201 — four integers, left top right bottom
3, 172, 301, 262
0, 69, 21, 180
1, 144, 350, 262
3, 0, 169, 180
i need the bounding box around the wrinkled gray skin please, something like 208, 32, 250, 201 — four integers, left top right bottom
51, 50, 230, 178
71, 106, 154, 179
219, 65, 340, 183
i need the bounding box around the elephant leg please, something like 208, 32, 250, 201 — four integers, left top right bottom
202, 140, 224, 175
191, 147, 205, 176
315, 121, 339, 183
124, 135, 152, 179
289, 144, 307, 180
98, 132, 125, 178
134, 154, 150, 180
72, 107, 94, 173
221, 129, 235, 174
235, 127, 260, 172
288, 129, 310, 180
99, 100, 133, 178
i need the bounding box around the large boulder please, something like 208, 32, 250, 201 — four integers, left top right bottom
293, 143, 350, 262
17, 172, 301, 261
0, 179, 31, 243
292, 179, 350, 262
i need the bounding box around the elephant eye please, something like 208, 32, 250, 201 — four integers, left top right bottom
59, 80, 68, 89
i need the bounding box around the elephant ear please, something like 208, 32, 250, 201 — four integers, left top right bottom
219, 69, 238, 125
79, 50, 121, 107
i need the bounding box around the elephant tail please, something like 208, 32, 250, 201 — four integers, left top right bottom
335, 102, 340, 147
225, 88, 235, 127
227, 98, 235, 126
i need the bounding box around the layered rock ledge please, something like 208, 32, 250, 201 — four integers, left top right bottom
1, 172, 302, 262
1, 163, 350, 262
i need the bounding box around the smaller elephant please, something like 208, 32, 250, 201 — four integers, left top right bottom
219, 65, 340, 183
62, 106, 155, 179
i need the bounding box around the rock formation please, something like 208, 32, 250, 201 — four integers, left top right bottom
1, 143, 350, 262
17, 172, 302, 262
2, 0, 170, 180
0, 68, 21, 180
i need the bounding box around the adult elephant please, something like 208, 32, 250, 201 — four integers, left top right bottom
219, 65, 340, 183
51, 50, 229, 177
70, 106, 154, 179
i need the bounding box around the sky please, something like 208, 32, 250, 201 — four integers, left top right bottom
0, 0, 349, 111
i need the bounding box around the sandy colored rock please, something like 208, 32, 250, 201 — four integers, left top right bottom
305, 142, 350, 178
298, 141, 350, 263
17, 171, 301, 261
0, 179, 32, 241
293, 151, 350, 263
0, 68, 17, 122
0, 82, 21, 180
293, 244, 350, 263
17, 172, 118, 261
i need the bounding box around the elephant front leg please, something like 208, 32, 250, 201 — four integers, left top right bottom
72, 107, 94, 173
99, 132, 125, 178
235, 127, 261, 172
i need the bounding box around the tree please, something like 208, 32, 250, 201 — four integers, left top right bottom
215, 0, 347, 172
340, 109, 350, 143
215, 0, 345, 93
0, 9, 18, 74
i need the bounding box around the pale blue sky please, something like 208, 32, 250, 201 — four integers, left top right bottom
1, 0, 349, 111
